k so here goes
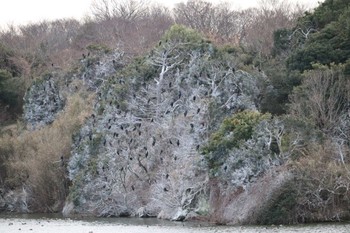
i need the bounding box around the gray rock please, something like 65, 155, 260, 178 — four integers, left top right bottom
171, 207, 188, 221
23, 75, 64, 129
136, 207, 154, 218
66, 40, 262, 219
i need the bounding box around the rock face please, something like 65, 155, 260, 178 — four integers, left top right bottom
0, 187, 29, 213
23, 50, 124, 129
19, 27, 292, 224
64, 32, 267, 220
77, 50, 124, 91
23, 75, 64, 129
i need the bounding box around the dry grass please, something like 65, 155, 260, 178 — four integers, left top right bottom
0, 88, 94, 212
293, 140, 350, 222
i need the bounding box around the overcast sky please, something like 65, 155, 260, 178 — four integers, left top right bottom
0, 0, 324, 28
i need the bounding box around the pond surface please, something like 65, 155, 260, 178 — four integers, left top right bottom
0, 213, 349, 233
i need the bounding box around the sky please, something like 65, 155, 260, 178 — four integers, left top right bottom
0, 0, 324, 29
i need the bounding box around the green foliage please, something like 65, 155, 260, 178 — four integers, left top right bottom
89, 133, 102, 156
260, 60, 301, 115
161, 24, 204, 45
87, 157, 99, 176
205, 111, 266, 151
69, 173, 83, 206
305, 0, 350, 29
287, 2, 350, 72
257, 182, 298, 225
113, 83, 129, 99
0, 69, 12, 83
97, 105, 105, 115
203, 110, 270, 170
209, 44, 241, 68
270, 0, 350, 116
272, 28, 292, 57
0, 69, 22, 109
218, 45, 238, 55
0, 43, 14, 61
343, 59, 350, 75
158, 24, 212, 56
86, 43, 111, 54
0, 43, 25, 118
121, 56, 158, 82
0, 43, 24, 113
0, 43, 20, 77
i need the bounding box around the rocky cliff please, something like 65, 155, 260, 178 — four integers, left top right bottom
61, 26, 291, 222
24, 74, 65, 129
10, 26, 294, 223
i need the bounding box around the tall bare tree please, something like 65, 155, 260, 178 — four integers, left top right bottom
289, 64, 350, 133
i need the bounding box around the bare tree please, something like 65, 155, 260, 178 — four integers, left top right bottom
174, 0, 242, 44
242, 0, 304, 56
174, 0, 215, 34
91, 0, 114, 21
211, 3, 240, 43
112, 0, 148, 21
289, 65, 350, 133
147, 41, 184, 117
88, 1, 173, 55
91, 0, 148, 21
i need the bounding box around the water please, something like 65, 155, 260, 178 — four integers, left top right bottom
0, 213, 349, 233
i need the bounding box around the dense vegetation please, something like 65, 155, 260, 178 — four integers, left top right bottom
1, 0, 350, 225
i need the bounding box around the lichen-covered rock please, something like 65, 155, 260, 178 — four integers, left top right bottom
171, 207, 188, 221
77, 50, 124, 91
18, 26, 295, 224
0, 188, 29, 213
23, 50, 125, 129
136, 207, 155, 218
208, 116, 286, 189
23, 75, 64, 129
157, 207, 188, 221
65, 30, 263, 220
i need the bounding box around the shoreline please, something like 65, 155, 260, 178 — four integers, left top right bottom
0, 211, 348, 227
0, 216, 350, 233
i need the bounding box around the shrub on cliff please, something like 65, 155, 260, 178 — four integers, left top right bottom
289, 63, 350, 134
0, 69, 25, 119
292, 140, 350, 222
203, 110, 272, 175
0, 69, 17, 108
